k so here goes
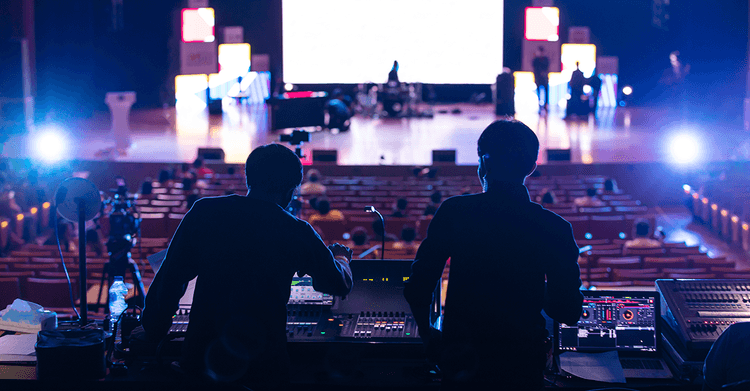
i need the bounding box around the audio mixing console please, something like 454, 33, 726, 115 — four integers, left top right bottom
656, 279, 750, 356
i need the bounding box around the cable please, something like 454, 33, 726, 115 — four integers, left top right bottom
54, 207, 80, 320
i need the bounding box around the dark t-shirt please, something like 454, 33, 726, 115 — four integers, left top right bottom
141, 195, 352, 384
532, 56, 550, 83
404, 183, 582, 386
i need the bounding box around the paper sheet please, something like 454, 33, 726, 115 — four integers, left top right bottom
559, 351, 626, 383
0, 334, 37, 362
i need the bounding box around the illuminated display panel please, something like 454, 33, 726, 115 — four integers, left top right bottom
283, 0, 503, 84
182, 8, 215, 43
525, 7, 559, 41
218, 43, 251, 75
175, 74, 208, 110
561, 44, 596, 78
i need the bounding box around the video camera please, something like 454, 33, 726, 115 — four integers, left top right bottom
280, 129, 310, 158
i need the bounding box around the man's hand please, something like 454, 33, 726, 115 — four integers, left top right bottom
329, 243, 353, 262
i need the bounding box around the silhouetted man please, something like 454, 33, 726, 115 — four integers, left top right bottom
388, 60, 400, 84
141, 144, 353, 389
567, 62, 587, 117
532, 47, 550, 111
404, 119, 583, 390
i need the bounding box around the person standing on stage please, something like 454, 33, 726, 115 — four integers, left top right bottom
140, 144, 353, 389
388, 60, 400, 85
532, 47, 550, 112
404, 119, 583, 391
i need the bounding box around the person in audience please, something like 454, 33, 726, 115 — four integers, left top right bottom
308, 198, 345, 225
141, 178, 153, 195
624, 221, 662, 250
299, 169, 326, 209
404, 119, 582, 391
185, 192, 200, 211
140, 144, 353, 389
602, 178, 619, 194
424, 191, 442, 216
391, 198, 408, 217
300, 169, 326, 196
703, 321, 750, 390
349, 226, 378, 259
538, 189, 557, 206
574, 188, 605, 207
16, 169, 46, 211
227, 166, 236, 176
158, 169, 171, 184
372, 218, 398, 243
192, 158, 214, 179
393, 225, 419, 254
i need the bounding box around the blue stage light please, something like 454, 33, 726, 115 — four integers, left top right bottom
669, 134, 701, 165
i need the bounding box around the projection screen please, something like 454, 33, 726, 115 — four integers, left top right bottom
282, 0, 503, 84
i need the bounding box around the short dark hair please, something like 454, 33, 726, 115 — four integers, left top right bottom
351, 226, 368, 246
245, 144, 303, 194
316, 198, 331, 215
604, 179, 617, 192
586, 188, 597, 197
401, 225, 416, 242
477, 119, 539, 180
372, 218, 385, 236
541, 191, 556, 204
430, 191, 442, 204
396, 198, 408, 210
636, 221, 650, 237
193, 158, 204, 168
227, 166, 236, 176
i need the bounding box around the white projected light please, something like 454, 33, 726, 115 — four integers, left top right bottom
282, 0, 503, 84
669, 134, 701, 165
32, 126, 69, 163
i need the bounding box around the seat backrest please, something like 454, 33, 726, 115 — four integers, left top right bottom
0, 277, 21, 308
21, 278, 77, 309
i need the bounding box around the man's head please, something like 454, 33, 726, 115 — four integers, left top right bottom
193, 158, 204, 169
586, 188, 597, 197
401, 225, 416, 243
351, 226, 368, 246
245, 144, 303, 206
392, 61, 399, 71
396, 198, 408, 211
575, 61, 580, 69
306, 169, 321, 183
477, 119, 539, 187
635, 221, 651, 238
430, 191, 442, 204
316, 198, 331, 215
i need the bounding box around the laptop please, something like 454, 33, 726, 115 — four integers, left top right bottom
555, 290, 673, 379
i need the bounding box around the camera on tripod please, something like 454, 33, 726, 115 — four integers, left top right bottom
280, 129, 310, 158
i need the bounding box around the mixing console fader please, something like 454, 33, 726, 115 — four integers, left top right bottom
656, 279, 750, 355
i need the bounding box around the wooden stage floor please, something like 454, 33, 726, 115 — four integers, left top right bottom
4, 103, 750, 166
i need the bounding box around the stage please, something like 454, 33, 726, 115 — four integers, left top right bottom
4, 102, 750, 166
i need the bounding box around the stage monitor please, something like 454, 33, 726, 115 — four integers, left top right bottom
282, 0, 503, 84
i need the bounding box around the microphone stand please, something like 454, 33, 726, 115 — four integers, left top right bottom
76, 198, 89, 327
365, 206, 385, 260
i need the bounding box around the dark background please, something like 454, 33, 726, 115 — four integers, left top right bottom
24, 0, 749, 122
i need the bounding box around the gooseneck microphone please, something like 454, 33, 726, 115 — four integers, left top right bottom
364, 206, 385, 260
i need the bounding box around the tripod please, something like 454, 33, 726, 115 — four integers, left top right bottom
95, 236, 146, 313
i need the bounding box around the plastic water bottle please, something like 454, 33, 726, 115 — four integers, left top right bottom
109, 276, 128, 333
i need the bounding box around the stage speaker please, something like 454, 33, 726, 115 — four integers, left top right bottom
432, 149, 456, 165
312, 149, 338, 164
197, 147, 225, 162
495, 72, 515, 116
547, 149, 571, 162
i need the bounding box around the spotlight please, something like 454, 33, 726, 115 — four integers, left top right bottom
622, 86, 633, 96
284, 83, 294, 91
668, 134, 701, 165
32, 126, 69, 164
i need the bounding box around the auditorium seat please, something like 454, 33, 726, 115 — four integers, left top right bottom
668, 273, 717, 279
624, 247, 666, 256
0, 277, 21, 308
688, 255, 732, 269
311, 220, 349, 242
9, 263, 59, 272
597, 256, 641, 269
612, 268, 661, 282
139, 213, 167, 238
662, 267, 707, 275
667, 246, 703, 256
21, 278, 78, 309
588, 215, 628, 240
565, 215, 590, 239
587, 280, 634, 288
642, 256, 688, 270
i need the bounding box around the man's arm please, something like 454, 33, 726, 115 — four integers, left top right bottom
141, 202, 202, 341
298, 221, 353, 297
404, 199, 452, 337
544, 220, 584, 326
703, 324, 731, 391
